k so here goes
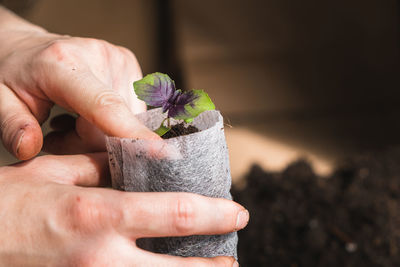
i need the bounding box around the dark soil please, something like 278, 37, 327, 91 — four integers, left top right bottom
232, 149, 400, 267
162, 122, 199, 139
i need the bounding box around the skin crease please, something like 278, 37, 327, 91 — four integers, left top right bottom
0, 6, 248, 266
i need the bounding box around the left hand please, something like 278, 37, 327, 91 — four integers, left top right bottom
0, 20, 159, 160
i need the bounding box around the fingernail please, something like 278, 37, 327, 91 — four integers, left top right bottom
13, 129, 25, 156
232, 260, 239, 267
235, 209, 249, 230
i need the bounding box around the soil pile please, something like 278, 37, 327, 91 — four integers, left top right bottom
232, 149, 400, 267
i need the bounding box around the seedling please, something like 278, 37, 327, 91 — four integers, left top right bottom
133, 72, 215, 136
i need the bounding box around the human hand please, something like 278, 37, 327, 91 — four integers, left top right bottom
0, 7, 159, 160
0, 153, 247, 266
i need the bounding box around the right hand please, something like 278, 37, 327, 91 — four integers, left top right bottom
0, 153, 247, 266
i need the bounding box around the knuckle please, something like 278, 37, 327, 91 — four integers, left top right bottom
64, 193, 105, 233
82, 38, 112, 59
63, 192, 123, 234
116, 46, 140, 68
172, 194, 197, 234
84, 38, 108, 51
118, 46, 137, 60
93, 91, 126, 109
81, 37, 101, 45
39, 40, 72, 62
32, 40, 75, 81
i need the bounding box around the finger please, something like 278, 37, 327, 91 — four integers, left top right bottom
6, 153, 110, 186
134, 249, 238, 267
43, 130, 102, 155
45, 117, 180, 158
44, 117, 106, 154
115, 192, 249, 238
0, 83, 43, 160
45, 69, 159, 140
49, 113, 76, 131
73, 235, 237, 267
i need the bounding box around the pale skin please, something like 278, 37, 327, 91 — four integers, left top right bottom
0, 6, 248, 266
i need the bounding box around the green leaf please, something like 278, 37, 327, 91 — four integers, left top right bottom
173, 89, 215, 122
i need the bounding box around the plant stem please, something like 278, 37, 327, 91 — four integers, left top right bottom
154, 117, 171, 136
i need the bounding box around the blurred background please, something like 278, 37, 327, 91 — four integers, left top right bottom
1, 0, 399, 181
1, 1, 400, 265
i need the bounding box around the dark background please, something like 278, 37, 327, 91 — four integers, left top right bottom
0, 0, 399, 178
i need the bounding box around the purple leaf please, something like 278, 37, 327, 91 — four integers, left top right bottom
167, 91, 198, 118
133, 72, 175, 107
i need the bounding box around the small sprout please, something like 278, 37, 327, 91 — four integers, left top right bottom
134, 72, 215, 136
154, 118, 171, 136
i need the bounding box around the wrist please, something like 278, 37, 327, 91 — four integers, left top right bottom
0, 5, 46, 34
0, 6, 51, 58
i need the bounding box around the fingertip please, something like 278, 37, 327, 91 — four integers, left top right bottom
14, 123, 43, 160
209, 198, 250, 234
0, 83, 44, 160
104, 110, 160, 140
129, 124, 161, 140
235, 209, 250, 231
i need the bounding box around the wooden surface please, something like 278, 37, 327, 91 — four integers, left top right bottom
1, 1, 399, 182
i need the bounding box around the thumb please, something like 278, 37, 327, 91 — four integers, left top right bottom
0, 84, 43, 160
49, 71, 159, 140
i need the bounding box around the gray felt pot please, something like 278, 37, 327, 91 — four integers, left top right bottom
105, 108, 237, 259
